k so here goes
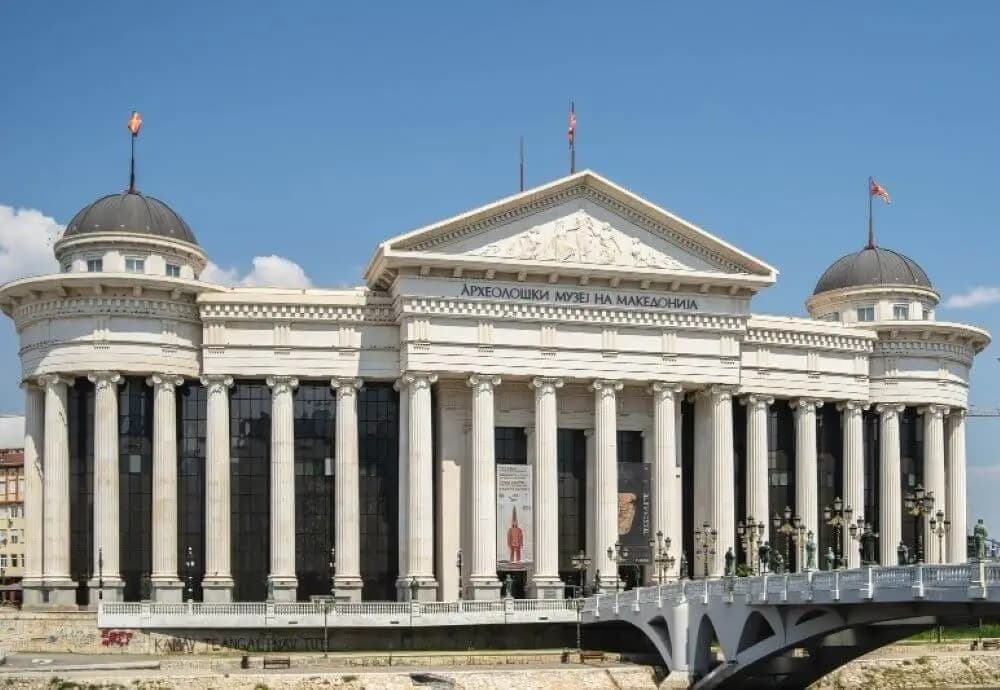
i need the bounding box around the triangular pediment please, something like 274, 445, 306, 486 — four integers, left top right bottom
366, 171, 777, 288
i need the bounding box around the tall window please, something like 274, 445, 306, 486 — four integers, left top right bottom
767, 403, 796, 568
862, 410, 880, 547
177, 383, 206, 600
495, 427, 527, 465
294, 382, 334, 601
856, 306, 875, 322
357, 384, 399, 600
119, 377, 153, 601
681, 400, 694, 577
733, 399, 748, 565
893, 304, 909, 320
557, 429, 586, 591
166, 264, 181, 278
899, 407, 924, 559
68, 378, 95, 605
229, 381, 271, 601
816, 406, 843, 566
86, 258, 103, 272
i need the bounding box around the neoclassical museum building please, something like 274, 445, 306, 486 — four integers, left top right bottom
0, 170, 989, 607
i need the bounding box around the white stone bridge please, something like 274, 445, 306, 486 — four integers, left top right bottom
97, 563, 1000, 688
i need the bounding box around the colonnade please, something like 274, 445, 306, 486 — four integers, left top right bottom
19, 371, 969, 606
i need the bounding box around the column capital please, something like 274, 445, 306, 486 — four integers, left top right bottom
790, 398, 824, 412
402, 372, 438, 390
267, 376, 299, 396
530, 377, 564, 392
147, 374, 185, 391
200, 374, 234, 395
590, 379, 623, 394
467, 374, 501, 391
583, 428, 595, 438
524, 425, 536, 439
704, 384, 738, 403
649, 381, 683, 396
876, 402, 906, 417
331, 377, 363, 398
87, 371, 122, 392
739, 393, 774, 409
836, 400, 869, 413
36, 373, 73, 389
918, 404, 950, 419
949, 407, 968, 421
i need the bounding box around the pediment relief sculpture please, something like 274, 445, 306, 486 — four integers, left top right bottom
466, 211, 690, 271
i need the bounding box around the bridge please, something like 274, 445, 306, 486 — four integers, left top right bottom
97, 562, 1000, 688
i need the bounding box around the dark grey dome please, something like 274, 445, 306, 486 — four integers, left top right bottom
64, 191, 197, 245
814, 246, 932, 295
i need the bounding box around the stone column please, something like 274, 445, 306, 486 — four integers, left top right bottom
39, 374, 75, 605
88, 371, 124, 603
530, 377, 563, 598
406, 373, 439, 600
265, 376, 298, 602
708, 386, 735, 576
946, 409, 967, 564
466, 375, 501, 599
21, 383, 45, 607
591, 379, 623, 590
331, 377, 363, 601
792, 398, 822, 569
148, 374, 184, 602
838, 401, 866, 569
743, 395, 773, 533
394, 378, 410, 599
201, 375, 234, 602
921, 405, 948, 563
651, 382, 683, 580
877, 403, 905, 566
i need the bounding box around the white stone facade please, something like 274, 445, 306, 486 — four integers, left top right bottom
0, 170, 989, 605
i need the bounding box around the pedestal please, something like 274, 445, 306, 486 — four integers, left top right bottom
87, 577, 125, 606
528, 576, 564, 600
151, 577, 184, 603
202, 576, 234, 603
42, 577, 78, 607
267, 575, 299, 602
468, 576, 502, 600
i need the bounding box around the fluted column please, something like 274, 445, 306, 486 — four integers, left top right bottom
591, 379, 622, 590
878, 403, 905, 565
21, 383, 45, 607
709, 386, 735, 576
946, 409, 967, 564
838, 401, 866, 569
148, 374, 185, 602
466, 374, 502, 599
530, 377, 563, 598
651, 382, 683, 579
405, 373, 439, 600
39, 374, 75, 605
330, 377, 363, 600
394, 378, 410, 598
88, 371, 124, 602
265, 376, 298, 602
920, 405, 948, 563
742, 395, 773, 534
201, 375, 234, 602
792, 398, 822, 570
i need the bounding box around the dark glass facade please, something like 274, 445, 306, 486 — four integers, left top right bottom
229, 381, 271, 601
118, 377, 153, 601
816, 406, 843, 565
557, 429, 586, 590
862, 410, 880, 541
733, 399, 748, 565
293, 382, 335, 601
767, 403, 796, 569
177, 382, 206, 600
68, 379, 94, 605
899, 407, 924, 558
681, 400, 694, 578
495, 427, 528, 597
357, 384, 399, 600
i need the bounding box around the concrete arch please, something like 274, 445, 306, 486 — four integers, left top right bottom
736, 610, 775, 655
692, 612, 726, 679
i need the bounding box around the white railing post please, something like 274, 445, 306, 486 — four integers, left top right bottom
613, 590, 620, 615
833, 570, 840, 601
912, 564, 925, 599
969, 560, 988, 600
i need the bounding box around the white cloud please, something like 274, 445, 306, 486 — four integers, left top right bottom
202, 255, 312, 288
945, 286, 1000, 309
0, 204, 62, 283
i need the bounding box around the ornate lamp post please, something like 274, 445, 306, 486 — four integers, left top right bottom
98, 547, 105, 603
904, 484, 936, 563
328, 547, 337, 603
736, 516, 766, 574
849, 518, 879, 566
456, 549, 463, 600
649, 531, 675, 584
823, 497, 853, 569
678, 552, 689, 580
571, 550, 591, 597
929, 510, 951, 565
183, 546, 195, 602
693, 522, 718, 578
607, 542, 631, 591
772, 507, 801, 573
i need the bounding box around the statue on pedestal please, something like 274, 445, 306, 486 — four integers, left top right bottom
724, 547, 735, 576
772, 552, 784, 575
758, 541, 771, 574
974, 519, 989, 561
825, 547, 835, 571
805, 530, 817, 570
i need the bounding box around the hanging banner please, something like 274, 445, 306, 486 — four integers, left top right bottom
618, 463, 652, 564
497, 464, 533, 571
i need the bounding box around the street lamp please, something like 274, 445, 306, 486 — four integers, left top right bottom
904, 484, 935, 563
772, 507, 801, 573
649, 531, 675, 584
693, 522, 718, 578
736, 517, 765, 575
98, 547, 105, 603
571, 550, 591, 597
607, 542, 629, 591
183, 546, 195, 602
678, 551, 688, 580
823, 497, 853, 569
328, 547, 337, 603
929, 510, 951, 565
456, 549, 463, 600
849, 518, 879, 566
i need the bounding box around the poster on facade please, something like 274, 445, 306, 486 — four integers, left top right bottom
496, 464, 533, 571
618, 463, 651, 564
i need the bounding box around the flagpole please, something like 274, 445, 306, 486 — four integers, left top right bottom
129, 133, 136, 193
867, 176, 874, 248
569, 100, 576, 175
519, 136, 525, 192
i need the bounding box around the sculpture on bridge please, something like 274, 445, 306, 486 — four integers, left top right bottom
825, 546, 835, 571
679, 552, 688, 580
974, 519, 989, 561
724, 547, 735, 576
805, 531, 816, 571
758, 541, 770, 574
897, 541, 910, 565
772, 551, 784, 574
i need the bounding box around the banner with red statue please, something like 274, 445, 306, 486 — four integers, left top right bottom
496, 464, 533, 571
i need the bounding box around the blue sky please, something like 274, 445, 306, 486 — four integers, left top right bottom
2, 3, 999, 523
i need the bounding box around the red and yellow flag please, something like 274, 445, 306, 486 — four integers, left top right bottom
127, 111, 143, 136
567, 104, 577, 146
869, 177, 891, 204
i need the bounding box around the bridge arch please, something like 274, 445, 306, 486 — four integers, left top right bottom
693, 612, 726, 678
736, 610, 776, 655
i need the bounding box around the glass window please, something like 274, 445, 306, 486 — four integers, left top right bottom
0, 554, 6, 569
856, 306, 875, 322
86, 258, 103, 272
922, 305, 932, 320
177, 383, 206, 601
357, 384, 399, 600
557, 429, 587, 591
118, 377, 153, 601
893, 304, 909, 320
166, 264, 181, 278
294, 382, 334, 601
495, 427, 527, 465
230, 381, 271, 602
125, 256, 145, 273
68, 377, 95, 606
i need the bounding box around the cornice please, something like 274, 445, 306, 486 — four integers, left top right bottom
874, 339, 975, 361
14, 294, 200, 328
199, 300, 395, 323
745, 327, 874, 353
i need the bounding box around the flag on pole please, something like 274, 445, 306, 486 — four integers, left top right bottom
127, 111, 143, 137
567, 103, 577, 146
869, 177, 890, 204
